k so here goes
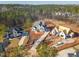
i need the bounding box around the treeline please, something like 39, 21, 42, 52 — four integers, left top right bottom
0, 4, 79, 26
0, 4, 79, 36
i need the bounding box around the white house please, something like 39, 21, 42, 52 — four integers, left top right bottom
59, 31, 66, 39
51, 27, 59, 36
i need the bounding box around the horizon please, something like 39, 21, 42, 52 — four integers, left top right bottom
0, 1, 79, 5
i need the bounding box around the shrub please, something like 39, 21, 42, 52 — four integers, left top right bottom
36, 43, 58, 57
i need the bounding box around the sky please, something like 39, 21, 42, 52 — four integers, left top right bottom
0, 1, 79, 5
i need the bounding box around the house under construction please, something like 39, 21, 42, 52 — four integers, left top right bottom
29, 20, 79, 52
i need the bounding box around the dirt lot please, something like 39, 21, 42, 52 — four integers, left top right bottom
41, 19, 79, 51
44, 19, 79, 33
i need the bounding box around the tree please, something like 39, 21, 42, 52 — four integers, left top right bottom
36, 43, 58, 57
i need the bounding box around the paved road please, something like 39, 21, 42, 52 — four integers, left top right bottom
30, 31, 50, 50
28, 31, 50, 56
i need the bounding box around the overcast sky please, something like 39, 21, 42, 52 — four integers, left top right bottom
0, 1, 79, 5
